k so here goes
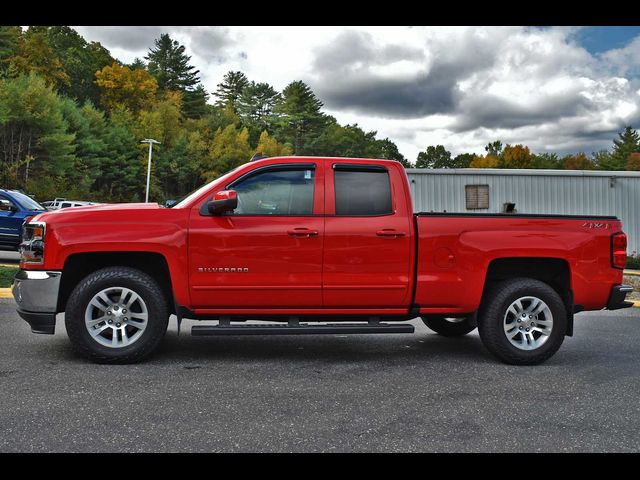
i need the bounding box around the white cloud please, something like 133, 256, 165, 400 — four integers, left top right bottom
74, 26, 640, 161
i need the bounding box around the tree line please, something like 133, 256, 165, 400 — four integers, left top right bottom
0, 26, 409, 203
0, 26, 638, 205
415, 131, 640, 171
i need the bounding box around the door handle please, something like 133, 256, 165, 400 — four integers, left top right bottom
287, 228, 319, 237
376, 229, 406, 238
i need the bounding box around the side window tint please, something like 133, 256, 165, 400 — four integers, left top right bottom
334, 169, 392, 216
230, 168, 315, 216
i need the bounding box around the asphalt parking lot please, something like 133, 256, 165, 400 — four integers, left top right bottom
0, 298, 639, 452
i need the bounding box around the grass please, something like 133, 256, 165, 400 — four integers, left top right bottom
0, 266, 18, 288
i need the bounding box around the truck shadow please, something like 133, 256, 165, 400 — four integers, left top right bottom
153, 330, 497, 365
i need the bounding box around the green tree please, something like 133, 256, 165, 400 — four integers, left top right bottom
29, 26, 115, 105
214, 71, 249, 110
273, 80, 326, 154
97, 109, 145, 202
237, 81, 280, 130
375, 138, 411, 167
0, 73, 75, 194
415, 145, 452, 168
531, 152, 560, 169
59, 98, 110, 199
182, 84, 210, 119
452, 153, 475, 168
485, 140, 503, 157
608, 126, 640, 170
146, 33, 199, 91
146, 34, 207, 119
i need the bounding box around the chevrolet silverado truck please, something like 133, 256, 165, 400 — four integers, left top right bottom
12, 156, 633, 365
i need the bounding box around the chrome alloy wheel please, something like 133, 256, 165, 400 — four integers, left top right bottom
503, 296, 553, 351
84, 287, 149, 348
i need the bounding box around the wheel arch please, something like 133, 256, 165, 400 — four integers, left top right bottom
57, 251, 175, 315
482, 257, 574, 336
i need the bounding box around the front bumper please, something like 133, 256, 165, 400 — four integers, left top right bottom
606, 284, 634, 310
12, 270, 61, 334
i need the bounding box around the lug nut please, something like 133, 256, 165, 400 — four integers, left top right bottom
107, 311, 112, 315
113, 306, 119, 311
531, 322, 536, 327
122, 309, 127, 314
116, 322, 121, 327
519, 326, 523, 330
525, 328, 530, 332
123, 317, 128, 322
108, 319, 113, 324
529, 315, 533, 319
517, 319, 522, 323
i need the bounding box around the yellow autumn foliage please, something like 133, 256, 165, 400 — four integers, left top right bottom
469, 154, 499, 168
255, 130, 293, 157
95, 62, 158, 113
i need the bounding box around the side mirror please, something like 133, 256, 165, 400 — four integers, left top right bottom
207, 190, 238, 214
164, 199, 177, 208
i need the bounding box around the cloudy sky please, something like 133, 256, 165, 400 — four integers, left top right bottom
73, 26, 640, 161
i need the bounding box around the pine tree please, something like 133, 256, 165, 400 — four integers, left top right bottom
236, 81, 280, 127
416, 145, 453, 168
272, 80, 326, 154
214, 71, 249, 109
145, 33, 200, 91
609, 126, 640, 170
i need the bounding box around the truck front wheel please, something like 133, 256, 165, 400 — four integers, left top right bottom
421, 314, 477, 337
477, 278, 567, 365
65, 266, 170, 364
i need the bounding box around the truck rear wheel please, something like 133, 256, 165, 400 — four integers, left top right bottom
421, 314, 477, 337
477, 278, 566, 365
65, 267, 169, 364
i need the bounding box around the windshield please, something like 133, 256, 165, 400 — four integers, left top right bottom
172, 167, 241, 208
10, 191, 45, 211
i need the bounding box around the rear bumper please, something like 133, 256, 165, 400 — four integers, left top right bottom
12, 269, 61, 334
16, 310, 56, 334
606, 284, 634, 310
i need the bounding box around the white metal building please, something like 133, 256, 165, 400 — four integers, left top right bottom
405, 168, 640, 255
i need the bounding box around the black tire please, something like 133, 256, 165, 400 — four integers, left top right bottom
477, 277, 567, 365
65, 266, 169, 364
422, 314, 477, 337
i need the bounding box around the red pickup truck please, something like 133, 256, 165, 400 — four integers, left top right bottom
12, 156, 632, 365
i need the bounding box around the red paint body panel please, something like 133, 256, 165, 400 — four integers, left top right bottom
322, 159, 415, 308
414, 216, 623, 314
22, 156, 625, 317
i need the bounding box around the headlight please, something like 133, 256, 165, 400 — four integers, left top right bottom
20, 221, 46, 264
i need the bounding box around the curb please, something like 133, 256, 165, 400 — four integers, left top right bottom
625, 270, 640, 277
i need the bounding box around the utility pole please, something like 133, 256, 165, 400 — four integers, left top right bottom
140, 139, 160, 203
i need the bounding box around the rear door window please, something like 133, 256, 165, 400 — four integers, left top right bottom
334, 166, 392, 216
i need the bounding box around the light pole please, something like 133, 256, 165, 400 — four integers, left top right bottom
140, 139, 160, 203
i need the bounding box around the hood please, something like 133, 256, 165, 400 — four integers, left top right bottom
29, 202, 163, 224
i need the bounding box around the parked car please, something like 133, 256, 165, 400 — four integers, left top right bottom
0, 189, 47, 251
12, 156, 632, 365
43, 198, 97, 210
